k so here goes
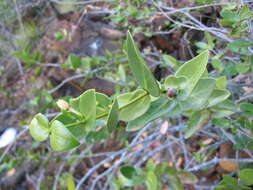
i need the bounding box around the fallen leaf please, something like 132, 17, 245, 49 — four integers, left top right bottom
219, 160, 239, 173
218, 142, 239, 173
177, 170, 198, 184
202, 138, 213, 145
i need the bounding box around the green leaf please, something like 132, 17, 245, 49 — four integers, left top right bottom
212, 118, 231, 128
66, 54, 81, 68
54, 31, 65, 40
146, 159, 156, 171
211, 100, 237, 118
228, 39, 252, 53
29, 113, 50, 142
205, 32, 214, 49
96, 92, 110, 116
146, 171, 158, 190
79, 89, 96, 131
52, 112, 77, 125
86, 127, 108, 143
52, 112, 84, 139
162, 54, 180, 70
70, 97, 80, 112
50, 120, 80, 151
224, 63, 237, 76
180, 78, 216, 110
118, 64, 126, 82
240, 103, 253, 116
239, 169, 253, 186
117, 89, 151, 121
126, 31, 160, 97
67, 174, 76, 190
167, 167, 184, 190
207, 89, 230, 107
155, 162, 168, 178
185, 110, 210, 138
175, 50, 209, 95
107, 99, 119, 133
111, 178, 121, 190
195, 42, 209, 50
236, 64, 250, 73
201, 69, 209, 78
212, 58, 224, 72
119, 166, 138, 187
223, 175, 238, 187
216, 76, 227, 89
127, 97, 177, 131
164, 76, 188, 89
14, 48, 43, 67
220, 9, 240, 26
79, 89, 96, 116
177, 170, 198, 184
211, 109, 234, 118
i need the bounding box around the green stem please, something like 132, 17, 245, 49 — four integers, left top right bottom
66, 120, 85, 128
119, 91, 149, 111
96, 90, 149, 120
96, 112, 108, 120
69, 107, 84, 118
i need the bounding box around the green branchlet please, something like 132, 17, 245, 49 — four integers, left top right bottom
28, 32, 233, 151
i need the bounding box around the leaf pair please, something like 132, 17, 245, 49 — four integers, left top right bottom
180, 78, 230, 111
181, 79, 230, 138
29, 113, 80, 151
30, 89, 98, 151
